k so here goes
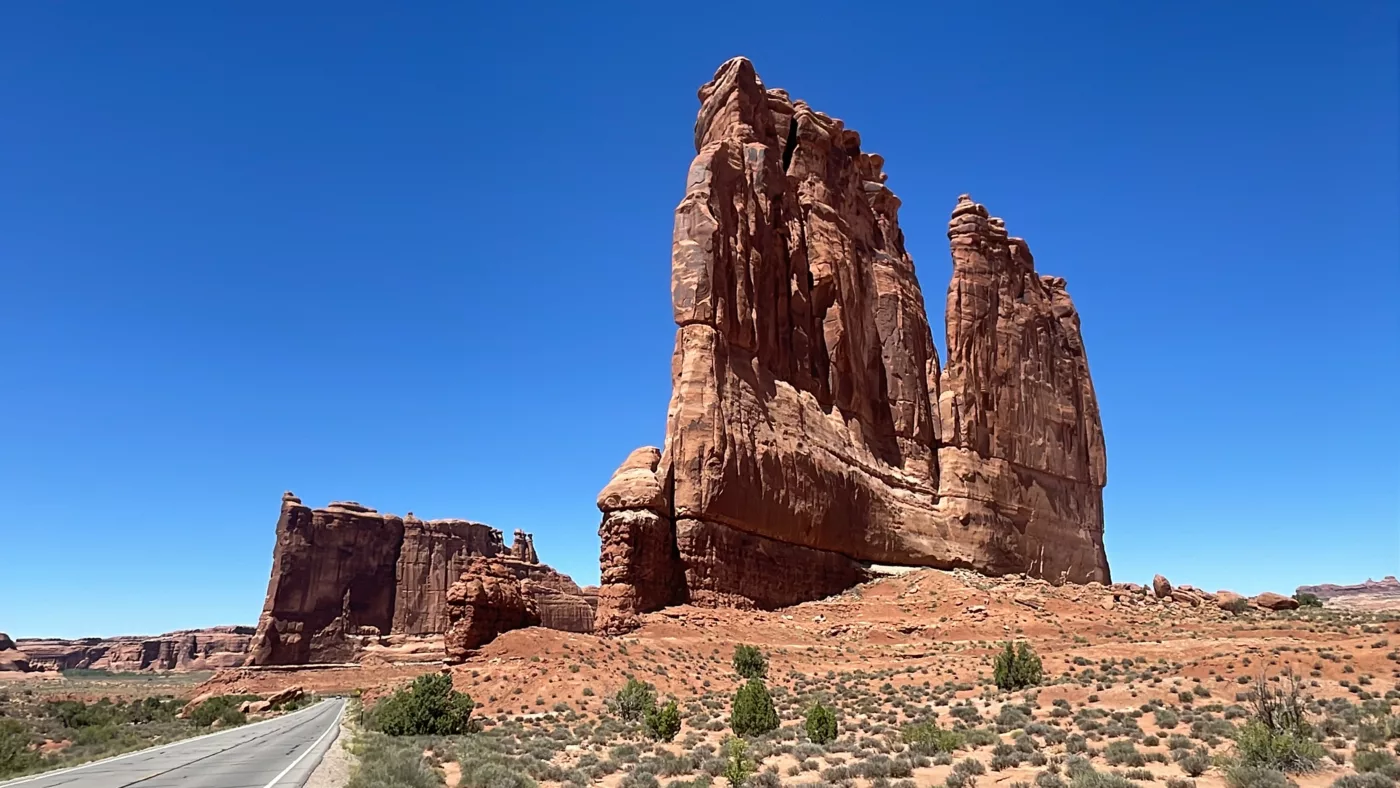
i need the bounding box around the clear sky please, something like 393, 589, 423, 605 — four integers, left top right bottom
2, 2, 1396, 639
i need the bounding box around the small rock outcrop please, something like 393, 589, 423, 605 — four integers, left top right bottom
595, 57, 1110, 631
444, 559, 541, 660
0, 633, 30, 672
247, 493, 594, 665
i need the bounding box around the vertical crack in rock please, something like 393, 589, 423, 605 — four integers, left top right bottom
595, 58, 1110, 632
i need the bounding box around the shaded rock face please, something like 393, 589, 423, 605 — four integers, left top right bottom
248, 493, 593, 665
596, 58, 1109, 630
12, 627, 253, 673
1253, 592, 1299, 611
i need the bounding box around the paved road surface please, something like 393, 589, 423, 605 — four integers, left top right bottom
1, 697, 345, 788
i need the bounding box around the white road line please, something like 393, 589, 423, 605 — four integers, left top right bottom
0, 699, 338, 788
258, 702, 343, 788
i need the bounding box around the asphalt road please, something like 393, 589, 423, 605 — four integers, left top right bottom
1, 697, 345, 788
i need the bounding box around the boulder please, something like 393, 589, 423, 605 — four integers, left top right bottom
1253, 592, 1299, 611
1153, 575, 1173, 599
1216, 590, 1248, 611
267, 686, 304, 707
595, 58, 1112, 630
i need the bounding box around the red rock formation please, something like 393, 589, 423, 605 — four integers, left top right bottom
12, 627, 253, 673
0, 633, 31, 672
248, 493, 593, 665
596, 58, 1109, 631
444, 559, 540, 660
1252, 592, 1299, 611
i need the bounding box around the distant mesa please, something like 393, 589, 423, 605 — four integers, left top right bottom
1296, 576, 1400, 611
595, 57, 1110, 634
2, 627, 253, 673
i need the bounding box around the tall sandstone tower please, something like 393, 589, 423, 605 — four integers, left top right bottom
595, 58, 1109, 633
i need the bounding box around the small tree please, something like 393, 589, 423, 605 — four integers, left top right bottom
1231, 668, 1323, 773
732, 644, 767, 680
731, 679, 779, 736
723, 736, 756, 787
1293, 592, 1322, 608
369, 672, 475, 736
614, 677, 657, 722
645, 699, 682, 742
993, 642, 1043, 691
805, 702, 837, 744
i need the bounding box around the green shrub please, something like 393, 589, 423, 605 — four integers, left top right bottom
189, 695, 256, 728
805, 702, 837, 744
645, 700, 682, 742
347, 732, 446, 788
614, 678, 657, 722
368, 673, 475, 736
1231, 670, 1322, 773
1355, 750, 1400, 778
730, 680, 778, 737
994, 642, 1044, 691
1178, 753, 1210, 777
1223, 765, 1294, 788
902, 721, 963, 754
1225, 598, 1251, 615
732, 645, 768, 680
1105, 741, 1145, 767
1332, 775, 1396, 788
722, 736, 755, 787
1293, 593, 1322, 608
1070, 770, 1138, 788
0, 719, 37, 778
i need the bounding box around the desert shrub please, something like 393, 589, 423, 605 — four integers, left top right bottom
1223, 765, 1293, 788
615, 678, 658, 722
1178, 753, 1210, 777
1165, 780, 1195, 788
0, 719, 37, 778
1230, 671, 1323, 773
1355, 750, 1400, 778
805, 702, 837, 744
965, 728, 1000, 748
189, 695, 255, 728
369, 673, 475, 736
1037, 771, 1068, 788
645, 700, 682, 742
347, 732, 446, 788
731, 680, 779, 737
733, 646, 768, 680
1332, 775, 1396, 788
995, 642, 1044, 691
1294, 593, 1322, 608
722, 737, 755, 787
1105, 741, 1145, 767
1068, 768, 1137, 788
903, 721, 963, 754
1155, 709, 1180, 729
955, 758, 987, 776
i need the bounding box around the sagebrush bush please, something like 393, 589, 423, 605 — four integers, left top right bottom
902, 720, 964, 754
368, 673, 475, 736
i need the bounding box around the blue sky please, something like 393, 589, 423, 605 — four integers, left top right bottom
1, 2, 1395, 638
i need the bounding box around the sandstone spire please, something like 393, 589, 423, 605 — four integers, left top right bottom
595, 58, 1109, 632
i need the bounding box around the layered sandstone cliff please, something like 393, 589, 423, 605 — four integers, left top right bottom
12, 627, 253, 672
247, 494, 593, 665
597, 58, 1109, 633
